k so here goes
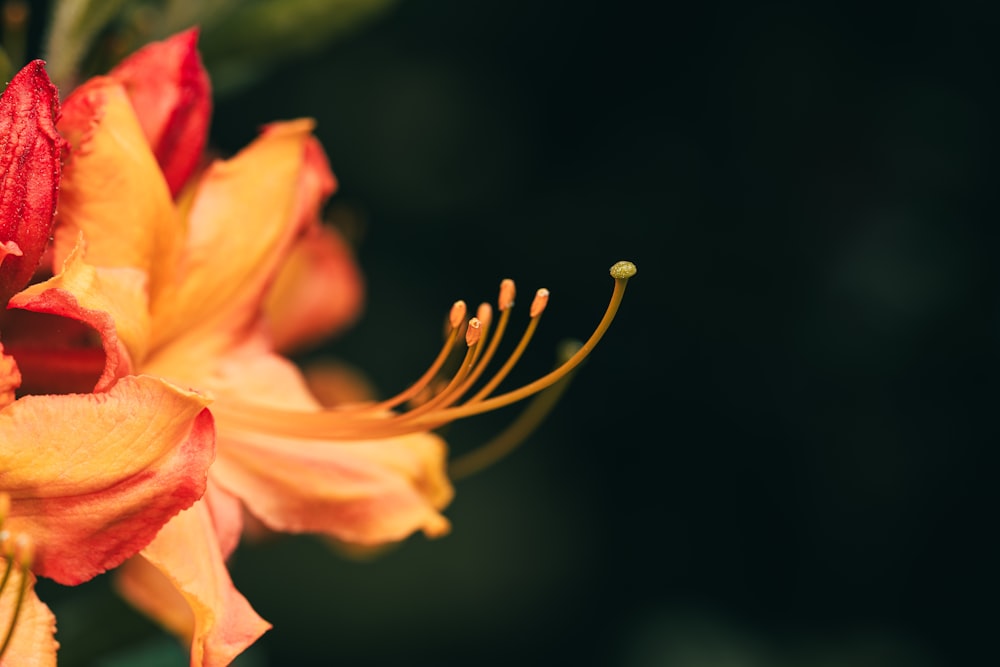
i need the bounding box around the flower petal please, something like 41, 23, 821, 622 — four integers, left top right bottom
0, 60, 65, 304
213, 427, 453, 545
0, 375, 214, 585
205, 344, 453, 545
54, 76, 179, 301
8, 245, 150, 391
115, 496, 270, 667
0, 566, 58, 667
264, 222, 364, 354
108, 27, 211, 196
150, 121, 332, 352
0, 344, 20, 409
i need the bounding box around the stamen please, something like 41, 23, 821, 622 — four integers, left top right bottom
0, 527, 34, 662
212, 261, 636, 444
357, 301, 467, 413
464, 316, 482, 347
529, 288, 549, 317
449, 339, 582, 479
449, 300, 467, 330
498, 279, 516, 311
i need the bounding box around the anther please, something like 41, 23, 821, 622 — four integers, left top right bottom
465, 317, 482, 347
449, 300, 467, 330
529, 288, 550, 318
476, 303, 493, 330
498, 279, 516, 311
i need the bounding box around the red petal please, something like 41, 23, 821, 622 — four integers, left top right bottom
108, 28, 211, 196
0, 61, 66, 303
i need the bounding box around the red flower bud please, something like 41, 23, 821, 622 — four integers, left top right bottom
0, 60, 65, 304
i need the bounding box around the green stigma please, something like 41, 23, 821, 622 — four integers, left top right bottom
609, 260, 637, 280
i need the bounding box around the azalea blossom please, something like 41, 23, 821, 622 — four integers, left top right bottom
0, 60, 216, 665
51, 28, 635, 666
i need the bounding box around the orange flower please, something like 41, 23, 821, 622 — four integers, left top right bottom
54, 28, 635, 666
0, 61, 216, 665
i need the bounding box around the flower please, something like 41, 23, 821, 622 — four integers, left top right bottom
0, 60, 216, 665
53, 28, 635, 666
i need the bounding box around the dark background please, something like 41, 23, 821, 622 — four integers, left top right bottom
22, 0, 997, 665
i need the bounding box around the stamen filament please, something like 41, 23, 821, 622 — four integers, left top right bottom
406, 270, 631, 426
390, 319, 483, 423
0, 529, 33, 662
465, 289, 545, 405
212, 261, 635, 440
449, 339, 581, 480
356, 301, 466, 413
0, 558, 30, 661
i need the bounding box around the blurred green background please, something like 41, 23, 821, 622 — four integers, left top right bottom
12, 0, 994, 665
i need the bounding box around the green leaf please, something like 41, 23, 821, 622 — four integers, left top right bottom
41, 0, 137, 91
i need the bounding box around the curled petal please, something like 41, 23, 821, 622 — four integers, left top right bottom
54, 76, 179, 301
0, 376, 215, 585
0, 565, 58, 667
0, 60, 66, 304
108, 27, 211, 196
116, 497, 270, 667
265, 222, 364, 354
8, 247, 150, 391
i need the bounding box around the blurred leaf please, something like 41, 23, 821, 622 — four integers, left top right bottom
41, 0, 398, 98
195, 0, 399, 96
93, 636, 187, 667
0, 46, 12, 85
41, 0, 135, 90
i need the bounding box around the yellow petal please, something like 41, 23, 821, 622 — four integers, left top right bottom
116, 496, 270, 667
151, 120, 326, 352
0, 565, 58, 667
54, 76, 179, 301
1, 376, 214, 585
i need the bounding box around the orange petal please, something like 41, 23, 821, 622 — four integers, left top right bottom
0, 565, 58, 667
1, 375, 214, 585
150, 121, 331, 352
0, 60, 65, 304
0, 344, 20, 409
116, 496, 270, 667
108, 27, 211, 196
264, 222, 365, 354
192, 342, 452, 544
8, 246, 150, 391
54, 76, 179, 301
212, 427, 453, 545
204, 480, 243, 560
